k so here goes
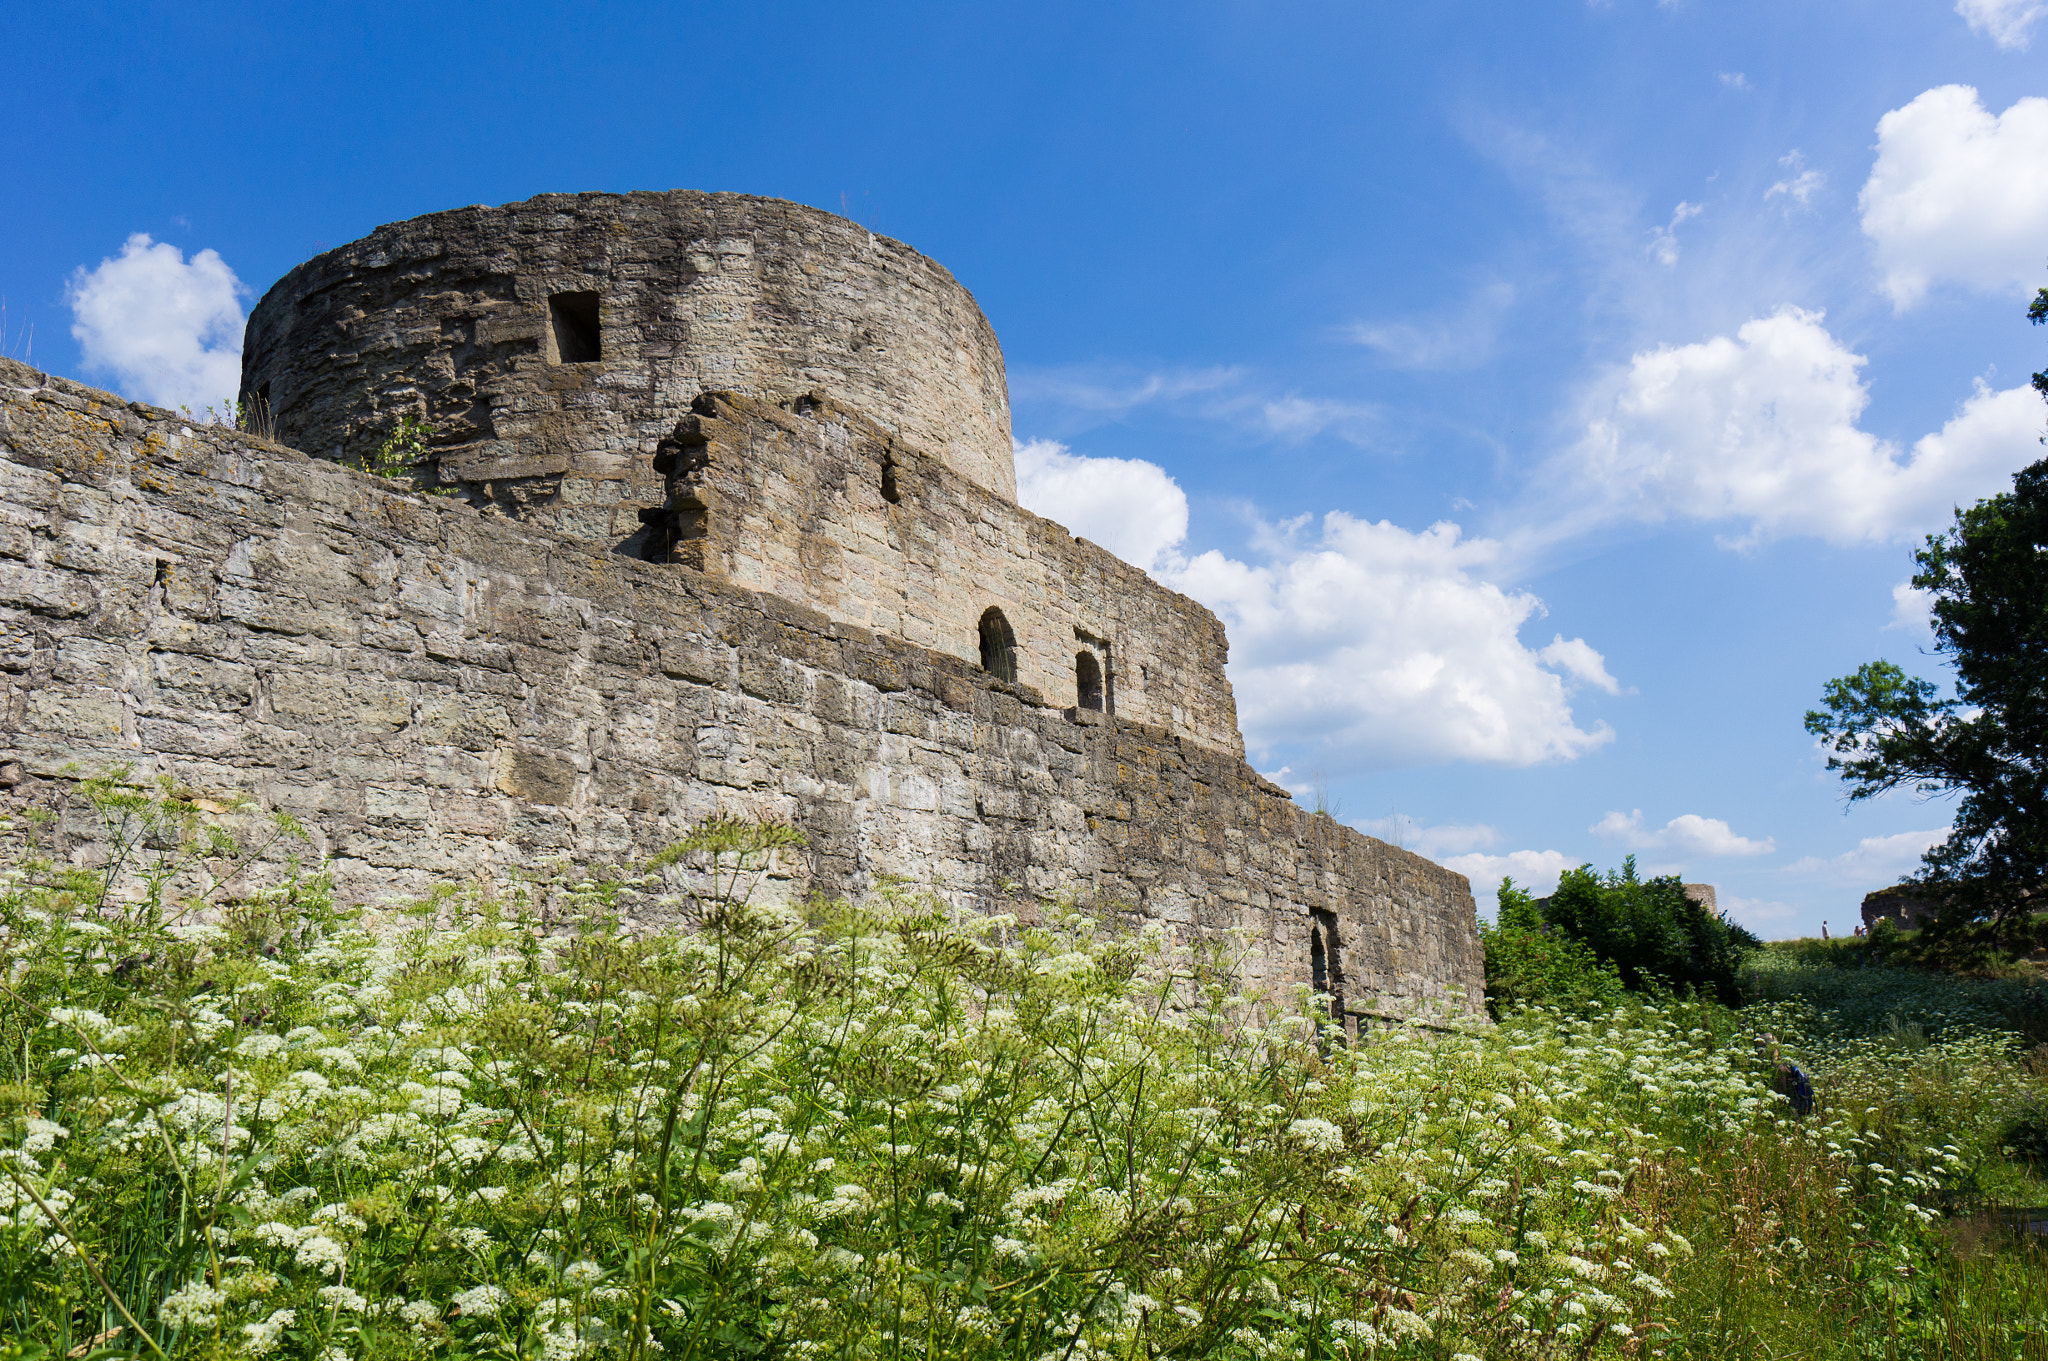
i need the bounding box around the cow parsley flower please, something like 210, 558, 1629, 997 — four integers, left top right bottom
318, 1285, 367, 1313
1287, 1118, 1344, 1153
453, 1284, 509, 1318
241, 1309, 297, 1355
294, 1234, 348, 1277
160, 1280, 226, 1331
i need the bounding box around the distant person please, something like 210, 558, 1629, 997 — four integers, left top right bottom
1755, 1033, 1814, 1117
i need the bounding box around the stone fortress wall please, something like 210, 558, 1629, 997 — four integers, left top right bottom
0, 190, 1484, 1014
0, 357, 1481, 1012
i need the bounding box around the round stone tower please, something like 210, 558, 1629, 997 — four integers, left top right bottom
240, 191, 1017, 546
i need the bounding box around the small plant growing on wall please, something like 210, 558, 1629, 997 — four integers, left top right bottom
364, 412, 431, 479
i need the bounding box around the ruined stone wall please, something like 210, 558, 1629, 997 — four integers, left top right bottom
239, 191, 1018, 529
0, 359, 1482, 1012
645, 390, 1243, 757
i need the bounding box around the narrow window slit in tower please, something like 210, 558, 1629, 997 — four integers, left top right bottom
548, 291, 601, 363
881, 457, 901, 504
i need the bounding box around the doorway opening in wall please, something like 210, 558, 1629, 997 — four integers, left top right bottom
548, 291, 601, 364
978, 608, 1017, 683
1075, 651, 1103, 710
1310, 908, 1346, 1038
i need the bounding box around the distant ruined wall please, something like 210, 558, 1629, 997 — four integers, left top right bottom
0, 360, 1484, 1013
643, 390, 1243, 756
240, 191, 1019, 530
1862, 885, 1938, 931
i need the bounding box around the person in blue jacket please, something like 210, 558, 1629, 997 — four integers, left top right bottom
1756, 1032, 1815, 1117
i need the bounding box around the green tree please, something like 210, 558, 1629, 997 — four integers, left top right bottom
1479, 878, 1625, 1018
1540, 857, 1759, 1003
1804, 282, 2048, 939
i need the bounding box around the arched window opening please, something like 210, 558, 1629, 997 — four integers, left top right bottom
1310, 921, 1328, 994
978, 608, 1018, 683
880, 457, 901, 505
1075, 651, 1103, 710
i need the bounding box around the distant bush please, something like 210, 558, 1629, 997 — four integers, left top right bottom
1531, 857, 1760, 1003
1479, 879, 1626, 1019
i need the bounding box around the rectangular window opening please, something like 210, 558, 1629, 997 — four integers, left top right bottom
548, 291, 601, 364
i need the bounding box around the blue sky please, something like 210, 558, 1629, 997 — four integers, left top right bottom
7, 0, 2047, 936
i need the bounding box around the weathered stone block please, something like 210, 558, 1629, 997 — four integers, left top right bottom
268, 672, 412, 733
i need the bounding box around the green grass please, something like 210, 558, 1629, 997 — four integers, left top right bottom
2, 778, 2046, 1359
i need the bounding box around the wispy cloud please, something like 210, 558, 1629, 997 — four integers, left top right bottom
1008, 364, 1242, 418
1955, 0, 2046, 50
1721, 894, 1802, 934
1783, 828, 1947, 883
1646, 201, 1703, 267
1765, 151, 1825, 210
1349, 814, 1501, 859
1012, 361, 1382, 447
1346, 281, 1518, 371
1441, 849, 1576, 904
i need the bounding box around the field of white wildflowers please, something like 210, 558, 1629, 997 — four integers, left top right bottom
2, 777, 2044, 1360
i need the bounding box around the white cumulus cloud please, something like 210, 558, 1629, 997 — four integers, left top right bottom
1784, 828, 1948, 884
1860, 85, 2048, 308
1442, 849, 1576, 905
1567, 307, 2041, 545
67, 233, 246, 411
1887, 581, 1935, 636
1015, 437, 1190, 574
1171, 513, 1615, 769
1955, 0, 2046, 49
1537, 635, 1623, 694
1590, 809, 1774, 858
1015, 440, 1618, 770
